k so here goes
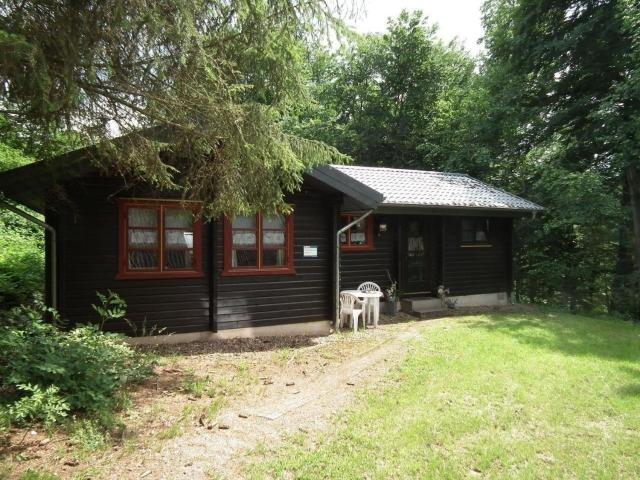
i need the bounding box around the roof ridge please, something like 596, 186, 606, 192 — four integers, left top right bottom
331, 164, 469, 177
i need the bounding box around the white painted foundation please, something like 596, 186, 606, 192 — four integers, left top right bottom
402, 291, 509, 313
452, 291, 509, 308
127, 320, 332, 346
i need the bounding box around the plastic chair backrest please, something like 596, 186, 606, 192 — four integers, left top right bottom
340, 292, 360, 310
357, 281, 381, 293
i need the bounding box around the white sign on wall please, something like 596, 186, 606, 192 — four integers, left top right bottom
303, 245, 318, 257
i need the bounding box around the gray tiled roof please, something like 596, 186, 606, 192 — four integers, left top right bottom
330, 165, 543, 212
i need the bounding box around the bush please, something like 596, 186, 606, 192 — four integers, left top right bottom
612, 272, 640, 321
0, 210, 44, 309
0, 301, 153, 428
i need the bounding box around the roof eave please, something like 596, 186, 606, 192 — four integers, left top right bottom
375, 203, 544, 217
308, 165, 384, 210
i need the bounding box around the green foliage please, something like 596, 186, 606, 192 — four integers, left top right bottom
0, 0, 356, 217
92, 290, 127, 330
18, 470, 61, 480
4, 384, 69, 427
476, 0, 640, 314
69, 419, 111, 453
0, 139, 43, 310
92, 290, 166, 336
0, 302, 153, 428
291, 10, 478, 170
0, 217, 44, 309
611, 272, 640, 321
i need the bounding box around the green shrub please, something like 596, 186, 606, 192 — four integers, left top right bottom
19, 470, 61, 480
69, 418, 111, 453
5, 384, 69, 427
0, 210, 44, 309
612, 272, 640, 321
0, 302, 153, 428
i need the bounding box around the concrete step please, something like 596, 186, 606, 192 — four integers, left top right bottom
400, 296, 442, 313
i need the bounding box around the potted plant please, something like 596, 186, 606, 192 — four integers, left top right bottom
385, 271, 399, 315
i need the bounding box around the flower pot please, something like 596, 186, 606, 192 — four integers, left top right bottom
386, 299, 397, 315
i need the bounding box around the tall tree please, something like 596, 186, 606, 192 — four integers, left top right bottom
0, 0, 356, 217
290, 10, 479, 171
481, 0, 639, 315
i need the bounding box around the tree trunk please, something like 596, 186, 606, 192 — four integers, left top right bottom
627, 164, 640, 271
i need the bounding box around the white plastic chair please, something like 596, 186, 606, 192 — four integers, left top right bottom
357, 281, 382, 328
339, 292, 364, 333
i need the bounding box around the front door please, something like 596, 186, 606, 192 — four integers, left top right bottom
400, 218, 430, 295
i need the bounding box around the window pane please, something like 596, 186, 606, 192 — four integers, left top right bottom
129, 250, 158, 269
232, 231, 256, 246
462, 230, 475, 243
263, 230, 285, 246
233, 249, 257, 267
350, 220, 367, 245
165, 208, 193, 228
166, 249, 194, 270
128, 207, 157, 227
232, 216, 257, 229
476, 229, 488, 242
263, 248, 285, 267
263, 215, 285, 229
129, 230, 158, 248
462, 219, 473, 232
166, 230, 194, 248
339, 232, 347, 244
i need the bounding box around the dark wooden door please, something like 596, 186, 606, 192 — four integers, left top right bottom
400, 217, 430, 294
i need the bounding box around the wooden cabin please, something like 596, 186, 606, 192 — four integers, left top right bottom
0, 153, 542, 341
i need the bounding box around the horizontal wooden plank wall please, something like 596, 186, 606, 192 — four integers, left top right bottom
339, 215, 397, 292
442, 217, 511, 296
52, 176, 211, 335
214, 191, 335, 330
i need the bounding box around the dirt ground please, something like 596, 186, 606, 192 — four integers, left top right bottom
2, 314, 427, 479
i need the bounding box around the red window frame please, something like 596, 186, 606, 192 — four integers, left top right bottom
117, 199, 204, 280
340, 214, 375, 252
222, 213, 295, 276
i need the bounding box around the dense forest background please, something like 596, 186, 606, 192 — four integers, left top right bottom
1, 0, 639, 319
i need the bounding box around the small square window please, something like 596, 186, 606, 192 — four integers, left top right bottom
340, 215, 375, 251
461, 218, 491, 246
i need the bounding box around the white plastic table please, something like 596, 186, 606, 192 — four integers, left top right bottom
341, 290, 384, 328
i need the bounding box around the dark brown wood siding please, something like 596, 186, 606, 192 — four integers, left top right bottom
442, 217, 512, 296
339, 215, 397, 291
214, 191, 335, 330
50, 176, 211, 335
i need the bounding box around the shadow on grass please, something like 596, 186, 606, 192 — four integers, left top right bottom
463, 310, 640, 363
616, 366, 640, 398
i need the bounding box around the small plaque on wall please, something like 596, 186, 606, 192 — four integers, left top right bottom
303, 245, 318, 257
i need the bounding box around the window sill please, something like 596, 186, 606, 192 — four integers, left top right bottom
221, 267, 296, 277
116, 271, 205, 280
341, 245, 375, 252
460, 244, 493, 248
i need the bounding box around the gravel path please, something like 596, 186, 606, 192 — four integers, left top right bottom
112, 325, 422, 480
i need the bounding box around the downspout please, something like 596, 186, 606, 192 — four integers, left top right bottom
334, 209, 374, 331
0, 199, 57, 310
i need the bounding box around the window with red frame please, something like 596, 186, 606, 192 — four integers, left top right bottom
223, 213, 294, 276
117, 200, 203, 279
340, 214, 374, 251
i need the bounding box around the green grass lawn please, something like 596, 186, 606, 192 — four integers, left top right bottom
247, 311, 640, 479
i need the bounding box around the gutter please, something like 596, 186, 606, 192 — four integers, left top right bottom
334, 209, 374, 331
0, 198, 57, 310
